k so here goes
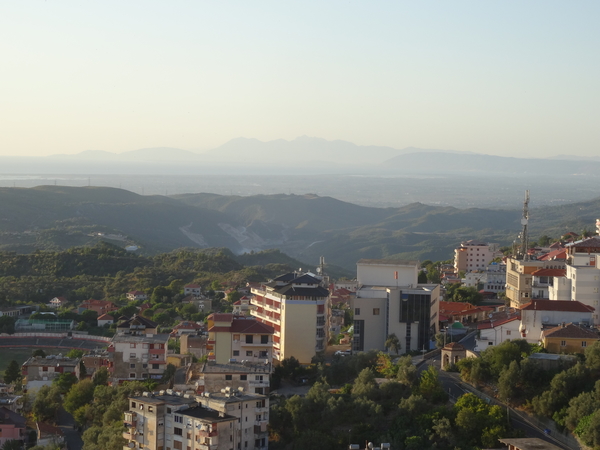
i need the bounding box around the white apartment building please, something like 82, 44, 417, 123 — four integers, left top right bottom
352, 259, 440, 354
519, 299, 594, 343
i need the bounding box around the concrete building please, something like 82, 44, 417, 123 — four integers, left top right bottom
352, 259, 440, 354
78, 299, 118, 315
207, 314, 274, 365
184, 284, 202, 298
127, 291, 148, 302
109, 316, 168, 383
454, 240, 500, 273
187, 361, 271, 395
250, 273, 329, 363
122, 391, 268, 450
21, 355, 80, 390
474, 311, 521, 351
505, 257, 566, 308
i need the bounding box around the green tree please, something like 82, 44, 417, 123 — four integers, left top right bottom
93, 367, 109, 386
1, 440, 24, 450
53, 372, 78, 394
0, 316, 16, 334
66, 349, 85, 359
385, 333, 401, 355
3, 360, 21, 384
352, 368, 377, 399
418, 365, 447, 403
64, 379, 95, 415
161, 364, 177, 388
32, 385, 62, 422
32, 349, 46, 358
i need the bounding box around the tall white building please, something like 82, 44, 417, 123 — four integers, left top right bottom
454, 240, 500, 273
352, 259, 440, 354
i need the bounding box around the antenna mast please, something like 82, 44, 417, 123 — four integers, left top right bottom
519, 190, 530, 260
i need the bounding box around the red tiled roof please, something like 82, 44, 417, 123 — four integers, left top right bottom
444, 342, 465, 350
543, 323, 600, 339
97, 314, 114, 320
537, 249, 567, 261
174, 321, 203, 330
128, 290, 145, 296
439, 301, 476, 313
520, 299, 595, 313
37, 421, 64, 437
531, 268, 566, 277
478, 315, 520, 330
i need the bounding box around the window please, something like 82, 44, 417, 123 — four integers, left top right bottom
560, 340, 566, 347
130, 353, 136, 359
255, 375, 263, 381
261, 335, 269, 344
246, 335, 254, 344
233, 350, 239, 356
256, 414, 262, 421
256, 400, 265, 408
246, 351, 253, 357
354, 308, 360, 315
148, 407, 153, 413
175, 415, 183, 423
174, 428, 183, 436
233, 334, 240, 341
373, 308, 380, 315
143, 343, 149, 349
130, 373, 136, 378
132, 402, 137, 408
187, 432, 191, 440
259, 351, 268, 358
173, 441, 182, 449
488, 342, 493, 346
225, 375, 232, 380
583, 341, 588, 347
42, 366, 48, 372
130, 343, 136, 348
167, 407, 172, 414
143, 363, 148, 368
130, 363, 136, 369
506, 330, 511, 336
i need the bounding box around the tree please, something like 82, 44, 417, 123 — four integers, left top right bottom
53, 372, 78, 394
3, 360, 21, 384
0, 316, 16, 334
93, 367, 109, 386
161, 363, 177, 388
1, 440, 24, 450
385, 333, 401, 355
418, 365, 447, 403
66, 349, 85, 359
32, 385, 62, 422
32, 349, 46, 358
64, 379, 95, 415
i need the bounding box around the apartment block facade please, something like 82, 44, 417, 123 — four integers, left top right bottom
250, 273, 329, 363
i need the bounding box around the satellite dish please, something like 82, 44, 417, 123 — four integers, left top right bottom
488, 313, 493, 319
521, 218, 528, 225
542, 316, 550, 324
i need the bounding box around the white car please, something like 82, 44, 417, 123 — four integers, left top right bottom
335, 350, 351, 356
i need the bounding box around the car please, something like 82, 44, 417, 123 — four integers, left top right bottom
335, 350, 351, 356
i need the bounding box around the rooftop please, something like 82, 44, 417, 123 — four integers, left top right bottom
200, 361, 271, 374
542, 323, 600, 340
498, 437, 563, 450
520, 299, 595, 313
181, 406, 236, 422
357, 258, 419, 266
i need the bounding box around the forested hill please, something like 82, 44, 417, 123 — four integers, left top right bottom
1, 186, 600, 270
0, 243, 345, 305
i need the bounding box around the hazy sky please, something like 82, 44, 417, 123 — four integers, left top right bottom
1, 1, 599, 158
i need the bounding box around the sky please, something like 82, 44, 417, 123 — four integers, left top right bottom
1, 1, 599, 158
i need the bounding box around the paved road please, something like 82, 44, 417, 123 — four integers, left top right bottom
57, 408, 84, 450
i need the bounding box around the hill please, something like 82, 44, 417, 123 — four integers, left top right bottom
1, 186, 598, 271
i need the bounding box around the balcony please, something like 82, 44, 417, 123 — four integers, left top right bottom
197, 430, 218, 438
124, 412, 137, 426
254, 422, 268, 433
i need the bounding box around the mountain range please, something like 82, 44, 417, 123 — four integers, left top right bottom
1, 185, 598, 271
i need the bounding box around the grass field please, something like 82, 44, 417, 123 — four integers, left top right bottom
0, 348, 63, 373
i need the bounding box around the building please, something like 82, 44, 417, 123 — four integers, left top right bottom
206, 314, 274, 365
36, 422, 64, 448
232, 297, 251, 315
0, 407, 26, 447
21, 355, 81, 390
250, 272, 329, 363
352, 259, 440, 354
187, 361, 271, 395
519, 299, 594, 343
184, 284, 202, 298
171, 321, 204, 337
454, 240, 500, 273
97, 313, 114, 327
462, 262, 506, 294
0, 307, 20, 318
505, 256, 566, 308
48, 296, 67, 309
180, 334, 208, 360
530, 268, 565, 300
78, 299, 118, 315
126, 291, 148, 302
474, 311, 521, 351
541, 323, 600, 353
499, 438, 563, 450
122, 391, 268, 450
108, 316, 168, 383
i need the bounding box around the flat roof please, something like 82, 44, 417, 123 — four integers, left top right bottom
201, 362, 271, 374
112, 334, 170, 343
498, 438, 563, 450
181, 406, 236, 422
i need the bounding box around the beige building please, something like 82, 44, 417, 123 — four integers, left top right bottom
352, 259, 440, 354
206, 314, 274, 365
454, 240, 500, 273
250, 273, 329, 363
505, 257, 566, 308
123, 391, 269, 450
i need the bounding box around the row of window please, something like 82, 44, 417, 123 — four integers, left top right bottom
232, 350, 269, 357
233, 335, 270, 344
354, 308, 380, 316
130, 343, 164, 349
224, 374, 264, 381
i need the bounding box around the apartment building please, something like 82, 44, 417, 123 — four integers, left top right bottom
505, 256, 566, 308
187, 361, 271, 396
0, 407, 26, 448
519, 299, 594, 343
542, 323, 600, 353
250, 273, 329, 363
108, 316, 168, 383
206, 314, 274, 365
352, 259, 440, 354
454, 240, 500, 273
122, 390, 268, 450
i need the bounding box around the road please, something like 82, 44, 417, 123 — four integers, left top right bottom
57, 408, 84, 450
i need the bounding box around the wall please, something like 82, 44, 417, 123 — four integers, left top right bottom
357, 262, 418, 287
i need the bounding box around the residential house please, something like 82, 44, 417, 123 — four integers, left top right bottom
21, 355, 80, 390
36, 422, 64, 448
48, 296, 67, 309
116, 315, 159, 335
0, 407, 26, 447
126, 291, 148, 302
250, 272, 329, 363
207, 314, 274, 365
352, 259, 440, 354
519, 299, 595, 343
530, 268, 566, 299
232, 296, 251, 315
97, 314, 114, 327
0, 307, 20, 318
82, 350, 111, 377
78, 299, 118, 316
184, 284, 202, 298
474, 311, 521, 351
180, 334, 208, 360
170, 321, 204, 337
541, 323, 600, 353
505, 256, 566, 308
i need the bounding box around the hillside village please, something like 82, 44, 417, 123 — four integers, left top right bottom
2, 218, 600, 450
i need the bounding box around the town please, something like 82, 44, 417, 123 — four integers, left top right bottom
1, 208, 600, 450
